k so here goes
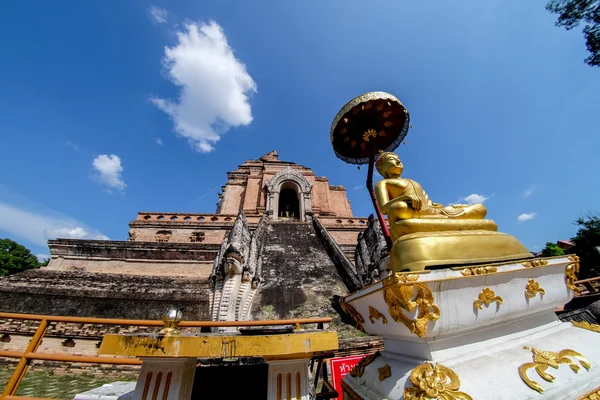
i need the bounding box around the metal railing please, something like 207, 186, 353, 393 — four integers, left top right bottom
0, 312, 331, 400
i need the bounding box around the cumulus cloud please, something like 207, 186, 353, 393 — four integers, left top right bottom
0, 202, 109, 246
523, 184, 542, 198
36, 253, 49, 262
156, 138, 163, 145
92, 154, 126, 191
151, 20, 257, 153
148, 5, 168, 24
517, 213, 537, 223
461, 193, 489, 204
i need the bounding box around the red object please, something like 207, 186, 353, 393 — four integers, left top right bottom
330, 355, 370, 399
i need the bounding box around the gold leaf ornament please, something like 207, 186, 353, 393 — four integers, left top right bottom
525, 279, 545, 299
460, 266, 497, 276
368, 306, 388, 324
572, 320, 600, 333
383, 275, 440, 338
340, 301, 365, 332
473, 288, 503, 310
404, 362, 473, 400
349, 352, 379, 378
519, 346, 590, 393
566, 255, 580, 292
522, 259, 549, 268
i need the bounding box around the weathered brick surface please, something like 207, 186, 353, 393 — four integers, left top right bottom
0, 270, 211, 319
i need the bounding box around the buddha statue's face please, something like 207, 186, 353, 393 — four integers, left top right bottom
380, 153, 403, 178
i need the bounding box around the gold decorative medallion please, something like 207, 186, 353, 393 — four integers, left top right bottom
349, 352, 379, 378
522, 259, 549, 268
459, 266, 497, 276
572, 320, 600, 333
404, 362, 473, 400
383, 274, 440, 338
525, 279, 545, 299
362, 128, 378, 142
368, 306, 388, 324
566, 255, 580, 292
378, 364, 391, 381
519, 346, 590, 393
473, 288, 503, 310
340, 301, 365, 332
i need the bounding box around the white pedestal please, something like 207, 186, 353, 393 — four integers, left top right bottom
267, 359, 311, 400
133, 358, 196, 400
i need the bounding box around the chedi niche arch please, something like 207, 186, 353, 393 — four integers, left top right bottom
265, 166, 313, 221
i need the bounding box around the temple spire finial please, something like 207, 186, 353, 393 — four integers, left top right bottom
259, 150, 279, 161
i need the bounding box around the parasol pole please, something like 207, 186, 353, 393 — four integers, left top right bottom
367, 146, 393, 250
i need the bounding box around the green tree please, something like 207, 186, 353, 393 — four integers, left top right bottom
0, 238, 41, 276
546, 0, 600, 66
541, 241, 565, 257
571, 215, 600, 279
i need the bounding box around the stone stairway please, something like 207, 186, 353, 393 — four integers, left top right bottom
250, 221, 347, 320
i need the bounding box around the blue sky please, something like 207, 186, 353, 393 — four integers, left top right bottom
1, 1, 598, 259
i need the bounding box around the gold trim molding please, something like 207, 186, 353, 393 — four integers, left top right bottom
350, 352, 379, 378
473, 288, 502, 310
368, 306, 387, 324
522, 259, 548, 268
459, 266, 497, 276
519, 346, 590, 393
566, 255, 580, 292
572, 320, 600, 333
340, 301, 365, 332
578, 387, 600, 400
378, 364, 391, 381
404, 362, 473, 400
383, 275, 440, 338
525, 279, 545, 299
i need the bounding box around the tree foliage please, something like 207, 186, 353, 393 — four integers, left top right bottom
541, 241, 565, 257
546, 0, 600, 66
571, 215, 600, 279
0, 238, 41, 276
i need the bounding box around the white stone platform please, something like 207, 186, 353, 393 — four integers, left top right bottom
340, 256, 600, 399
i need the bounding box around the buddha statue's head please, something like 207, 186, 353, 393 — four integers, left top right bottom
376, 152, 403, 178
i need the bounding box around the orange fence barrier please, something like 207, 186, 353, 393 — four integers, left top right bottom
0, 312, 331, 399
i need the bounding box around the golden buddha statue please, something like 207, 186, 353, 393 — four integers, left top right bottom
374, 152, 532, 272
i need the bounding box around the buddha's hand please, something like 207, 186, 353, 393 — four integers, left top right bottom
402, 195, 422, 211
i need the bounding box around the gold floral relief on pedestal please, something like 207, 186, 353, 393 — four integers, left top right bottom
566, 255, 580, 292
383, 274, 439, 338
519, 346, 590, 393
404, 362, 473, 400
572, 320, 600, 333
459, 266, 497, 276
522, 259, 549, 268
473, 287, 503, 310
378, 364, 391, 381
340, 301, 365, 332
525, 279, 546, 299
368, 306, 387, 324
349, 352, 379, 378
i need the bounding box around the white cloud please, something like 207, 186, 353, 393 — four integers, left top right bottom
0, 202, 109, 246
65, 141, 80, 152
156, 138, 163, 145
35, 253, 49, 262
517, 213, 537, 223
151, 20, 257, 153
92, 154, 126, 191
353, 185, 363, 191
462, 193, 489, 204
523, 184, 542, 198
148, 5, 168, 24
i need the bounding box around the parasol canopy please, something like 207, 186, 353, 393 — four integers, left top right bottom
330, 91, 410, 165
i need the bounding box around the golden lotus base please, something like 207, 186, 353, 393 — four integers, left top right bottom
391, 230, 532, 272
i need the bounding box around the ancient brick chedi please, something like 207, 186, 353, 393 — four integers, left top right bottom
0, 151, 371, 321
